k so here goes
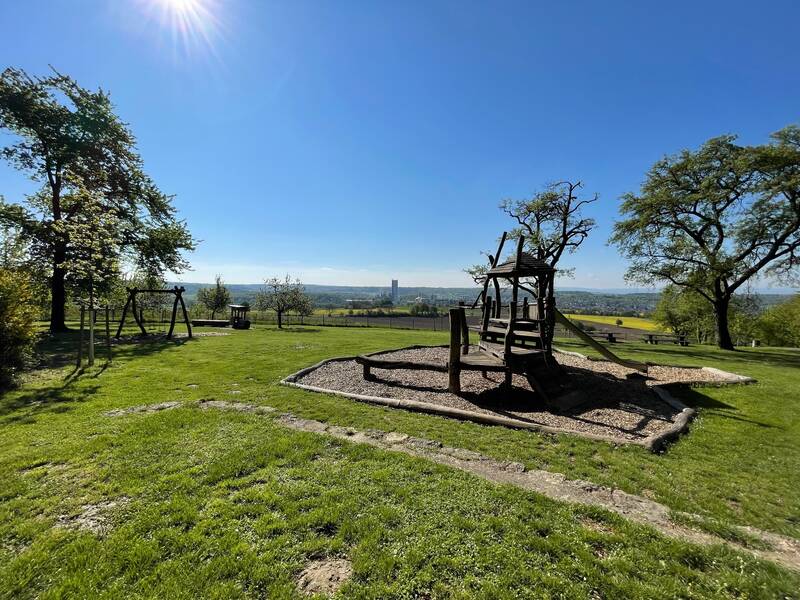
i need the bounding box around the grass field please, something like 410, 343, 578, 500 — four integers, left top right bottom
563, 313, 664, 331
1, 325, 799, 598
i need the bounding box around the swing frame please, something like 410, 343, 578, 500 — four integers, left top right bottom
115, 286, 193, 339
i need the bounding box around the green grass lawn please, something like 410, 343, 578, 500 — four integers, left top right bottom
1, 325, 799, 598
563, 313, 664, 331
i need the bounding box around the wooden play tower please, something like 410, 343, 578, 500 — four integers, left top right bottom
447, 232, 562, 399
357, 232, 647, 402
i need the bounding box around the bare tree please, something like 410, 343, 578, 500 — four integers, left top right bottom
467, 180, 597, 282
256, 275, 313, 329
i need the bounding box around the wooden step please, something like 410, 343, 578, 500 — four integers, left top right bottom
488, 318, 544, 331
469, 325, 543, 339
459, 352, 506, 372
479, 341, 546, 361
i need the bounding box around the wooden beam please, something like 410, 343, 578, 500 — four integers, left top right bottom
355, 356, 447, 372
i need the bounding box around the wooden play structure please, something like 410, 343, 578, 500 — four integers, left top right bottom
357, 232, 646, 402
115, 286, 192, 339
229, 304, 251, 329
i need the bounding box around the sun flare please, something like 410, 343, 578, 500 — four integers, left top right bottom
138, 0, 224, 60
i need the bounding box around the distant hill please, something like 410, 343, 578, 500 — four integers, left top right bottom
172, 282, 794, 316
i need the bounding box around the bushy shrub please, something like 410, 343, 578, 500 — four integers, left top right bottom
0, 268, 38, 387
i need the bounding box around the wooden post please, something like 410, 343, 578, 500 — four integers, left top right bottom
131, 290, 146, 335
178, 288, 192, 338
88, 307, 95, 366
505, 300, 517, 359
459, 306, 469, 355
116, 291, 132, 338
77, 306, 85, 368
167, 294, 179, 338
448, 308, 461, 394
105, 306, 112, 362
493, 279, 502, 318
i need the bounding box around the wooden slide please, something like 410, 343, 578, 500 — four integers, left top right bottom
554, 309, 648, 373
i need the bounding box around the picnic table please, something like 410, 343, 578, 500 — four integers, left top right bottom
587, 331, 618, 343
642, 333, 689, 346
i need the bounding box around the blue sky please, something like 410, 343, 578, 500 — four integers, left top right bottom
1, 0, 798, 288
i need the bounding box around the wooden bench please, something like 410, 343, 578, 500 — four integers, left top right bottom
642, 333, 689, 346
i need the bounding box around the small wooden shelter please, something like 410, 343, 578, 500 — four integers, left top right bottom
229, 304, 251, 329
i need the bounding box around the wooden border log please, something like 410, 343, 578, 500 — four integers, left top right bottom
355, 356, 447, 372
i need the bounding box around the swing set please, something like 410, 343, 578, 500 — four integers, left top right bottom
115, 286, 193, 339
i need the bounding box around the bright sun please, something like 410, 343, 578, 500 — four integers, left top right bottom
138, 0, 222, 59
162, 0, 199, 15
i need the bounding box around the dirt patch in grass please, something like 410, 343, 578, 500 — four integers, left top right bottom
296, 558, 353, 596
56, 498, 129, 536
104, 401, 181, 417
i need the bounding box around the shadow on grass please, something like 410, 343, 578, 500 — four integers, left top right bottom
667, 386, 778, 429
0, 371, 101, 422
0, 329, 199, 423
34, 328, 195, 369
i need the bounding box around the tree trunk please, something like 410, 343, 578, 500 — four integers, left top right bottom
714, 295, 734, 350
277, 310, 282, 329
50, 248, 68, 333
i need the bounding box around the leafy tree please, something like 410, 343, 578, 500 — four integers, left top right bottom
653, 286, 718, 344
468, 181, 597, 282
757, 295, 800, 347
611, 127, 800, 349
0, 67, 195, 332
409, 303, 439, 317
653, 285, 761, 345
196, 275, 231, 319
256, 275, 313, 329
615, 318, 623, 326
0, 267, 38, 388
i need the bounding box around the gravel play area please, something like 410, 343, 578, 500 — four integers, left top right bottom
289, 346, 749, 445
